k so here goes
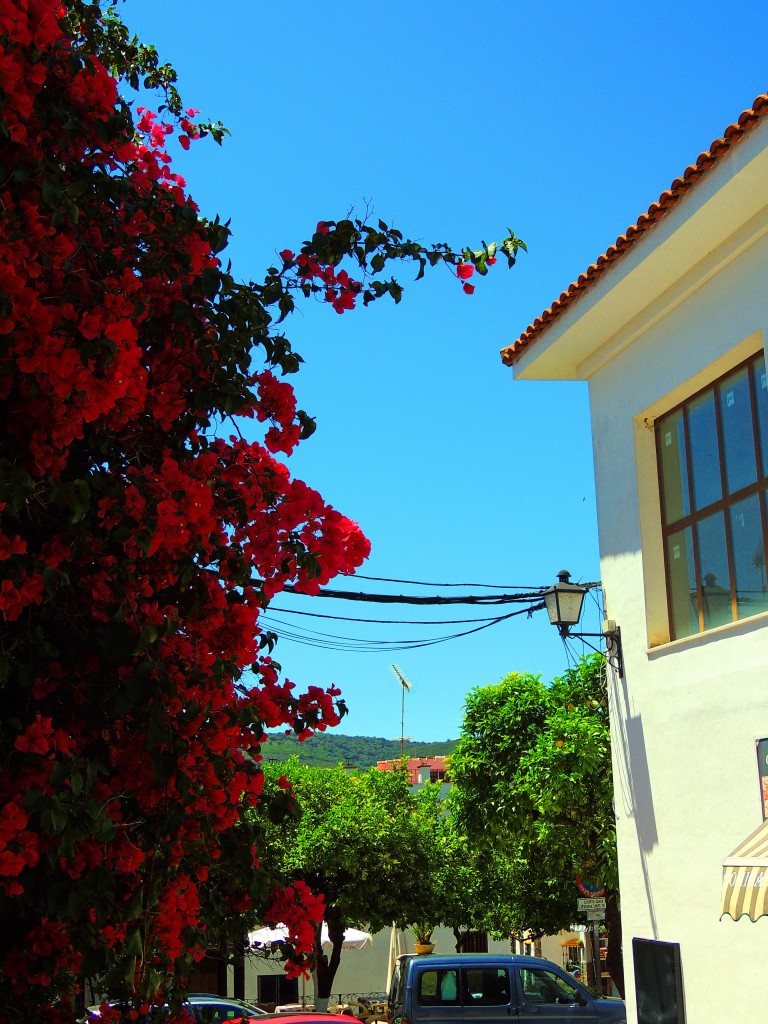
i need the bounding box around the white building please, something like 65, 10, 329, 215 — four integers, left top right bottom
502, 93, 768, 1023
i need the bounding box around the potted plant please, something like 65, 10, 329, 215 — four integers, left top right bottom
412, 923, 436, 954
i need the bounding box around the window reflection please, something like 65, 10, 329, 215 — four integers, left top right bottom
658, 409, 690, 524
730, 495, 768, 617
697, 514, 731, 629
688, 391, 722, 511
720, 367, 757, 494
657, 352, 768, 639
667, 527, 697, 639
755, 361, 768, 477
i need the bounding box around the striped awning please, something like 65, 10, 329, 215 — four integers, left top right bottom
721, 818, 768, 922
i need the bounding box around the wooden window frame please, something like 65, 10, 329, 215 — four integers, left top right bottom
656, 352, 768, 639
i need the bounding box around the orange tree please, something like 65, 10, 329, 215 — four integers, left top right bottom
0, 1, 523, 1020
448, 658, 623, 996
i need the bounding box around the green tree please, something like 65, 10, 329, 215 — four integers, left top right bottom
0, 1, 523, 1018
409, 785, 520, 951
255, 762, 438, 1007
448, 657, 623, 996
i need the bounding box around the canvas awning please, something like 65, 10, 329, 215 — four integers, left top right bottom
721, 818, 768, 921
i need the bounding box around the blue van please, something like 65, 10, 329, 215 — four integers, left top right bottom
388, 953, 626, 1024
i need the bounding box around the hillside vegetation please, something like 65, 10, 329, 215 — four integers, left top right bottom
262, 732, 458, 768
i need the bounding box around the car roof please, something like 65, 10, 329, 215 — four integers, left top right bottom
256, 1016, 344, 1024
400, 953, 559, 969
187, 995, 256, 1001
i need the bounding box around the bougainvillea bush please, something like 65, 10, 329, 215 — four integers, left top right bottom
0, 1, 522, 1019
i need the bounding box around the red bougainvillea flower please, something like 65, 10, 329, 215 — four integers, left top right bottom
456, 262, 474, 280
463, 283, 475, 295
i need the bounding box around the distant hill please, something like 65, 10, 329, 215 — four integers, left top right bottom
261, 732, 458, 769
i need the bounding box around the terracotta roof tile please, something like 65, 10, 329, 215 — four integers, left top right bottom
501, 92, 768, 366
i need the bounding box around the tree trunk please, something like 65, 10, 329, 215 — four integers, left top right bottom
604, 891, 624, 999
313, 909, 345, 1003
233, 936, 246, 999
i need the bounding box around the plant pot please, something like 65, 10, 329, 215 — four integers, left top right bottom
414, 942, 435, 954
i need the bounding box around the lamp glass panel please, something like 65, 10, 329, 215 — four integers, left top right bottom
556, 588, 585, 627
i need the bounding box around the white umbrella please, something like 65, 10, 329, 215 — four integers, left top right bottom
386, 923, 407, 993
330, 924, 372, 950
248, 924, 291, 946
249, 923, 372, 949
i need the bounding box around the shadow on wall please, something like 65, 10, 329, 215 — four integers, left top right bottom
612, 671, 659, 938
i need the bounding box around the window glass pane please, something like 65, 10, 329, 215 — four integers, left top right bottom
418, 970, 459, 1005
688, 391, 722, 510
755, 358, 768, 478
667, 526, 698, 639
657, 409, 690, 523
730, 493, 768, 618
463, 968, 510, 1005
697, 512, 732, 629
519, 968, 577, 1005
720, 366, 757, 494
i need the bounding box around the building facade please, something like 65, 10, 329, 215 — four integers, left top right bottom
502, 94, 768, 1023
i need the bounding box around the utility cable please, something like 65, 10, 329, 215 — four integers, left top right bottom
266, 605, 516, 625
280, 584, 563, 605
260, 603, 545, 653
351, 574, 547, 589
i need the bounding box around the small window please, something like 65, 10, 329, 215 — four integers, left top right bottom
656, 352, 768, 639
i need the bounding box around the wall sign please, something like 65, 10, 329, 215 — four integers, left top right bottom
757, 737, 768, 819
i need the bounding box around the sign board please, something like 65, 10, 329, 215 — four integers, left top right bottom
577, 897, 606, 911
587, 911, 606, 921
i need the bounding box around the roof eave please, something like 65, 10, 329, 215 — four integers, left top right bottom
502, 95, 768, 380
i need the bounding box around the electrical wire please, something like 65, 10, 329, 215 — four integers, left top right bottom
266, 605, 515, 625
280, 584, 560, 605
259, 603, 545, 653
351, 574, 547, 589
260, 575, 600, 654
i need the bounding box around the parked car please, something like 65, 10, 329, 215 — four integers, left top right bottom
82, 994, 268, 1023
388, 953, 626, 1023
185, 995, 269, 1022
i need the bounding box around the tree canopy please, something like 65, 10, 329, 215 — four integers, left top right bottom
0, 2, 524, 1020
255, 762, 440, 1003
448, 657, 623, 994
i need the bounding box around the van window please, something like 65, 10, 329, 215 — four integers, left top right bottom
390, 959, 407, 1010
463, 968, 510, 1005
519, 967, 579, 1005
417, 969, 460, 1006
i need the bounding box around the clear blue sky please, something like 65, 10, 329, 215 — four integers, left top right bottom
122, 0, 767, 742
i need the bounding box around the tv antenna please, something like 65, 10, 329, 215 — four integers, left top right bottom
391, 664, 412, 759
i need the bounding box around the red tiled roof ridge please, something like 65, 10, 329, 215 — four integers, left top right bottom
501, 92, 768, 366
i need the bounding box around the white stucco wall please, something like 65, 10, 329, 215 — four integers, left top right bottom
511, 112, 768, 1023
581, 216, 768, 1022
240, 926, 515, 1006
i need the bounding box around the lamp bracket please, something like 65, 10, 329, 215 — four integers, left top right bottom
563, 625, 624, 679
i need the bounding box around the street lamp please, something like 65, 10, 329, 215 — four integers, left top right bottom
542, 570, 624, 678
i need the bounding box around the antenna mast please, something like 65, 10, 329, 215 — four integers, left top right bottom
391, 664, 412, 759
